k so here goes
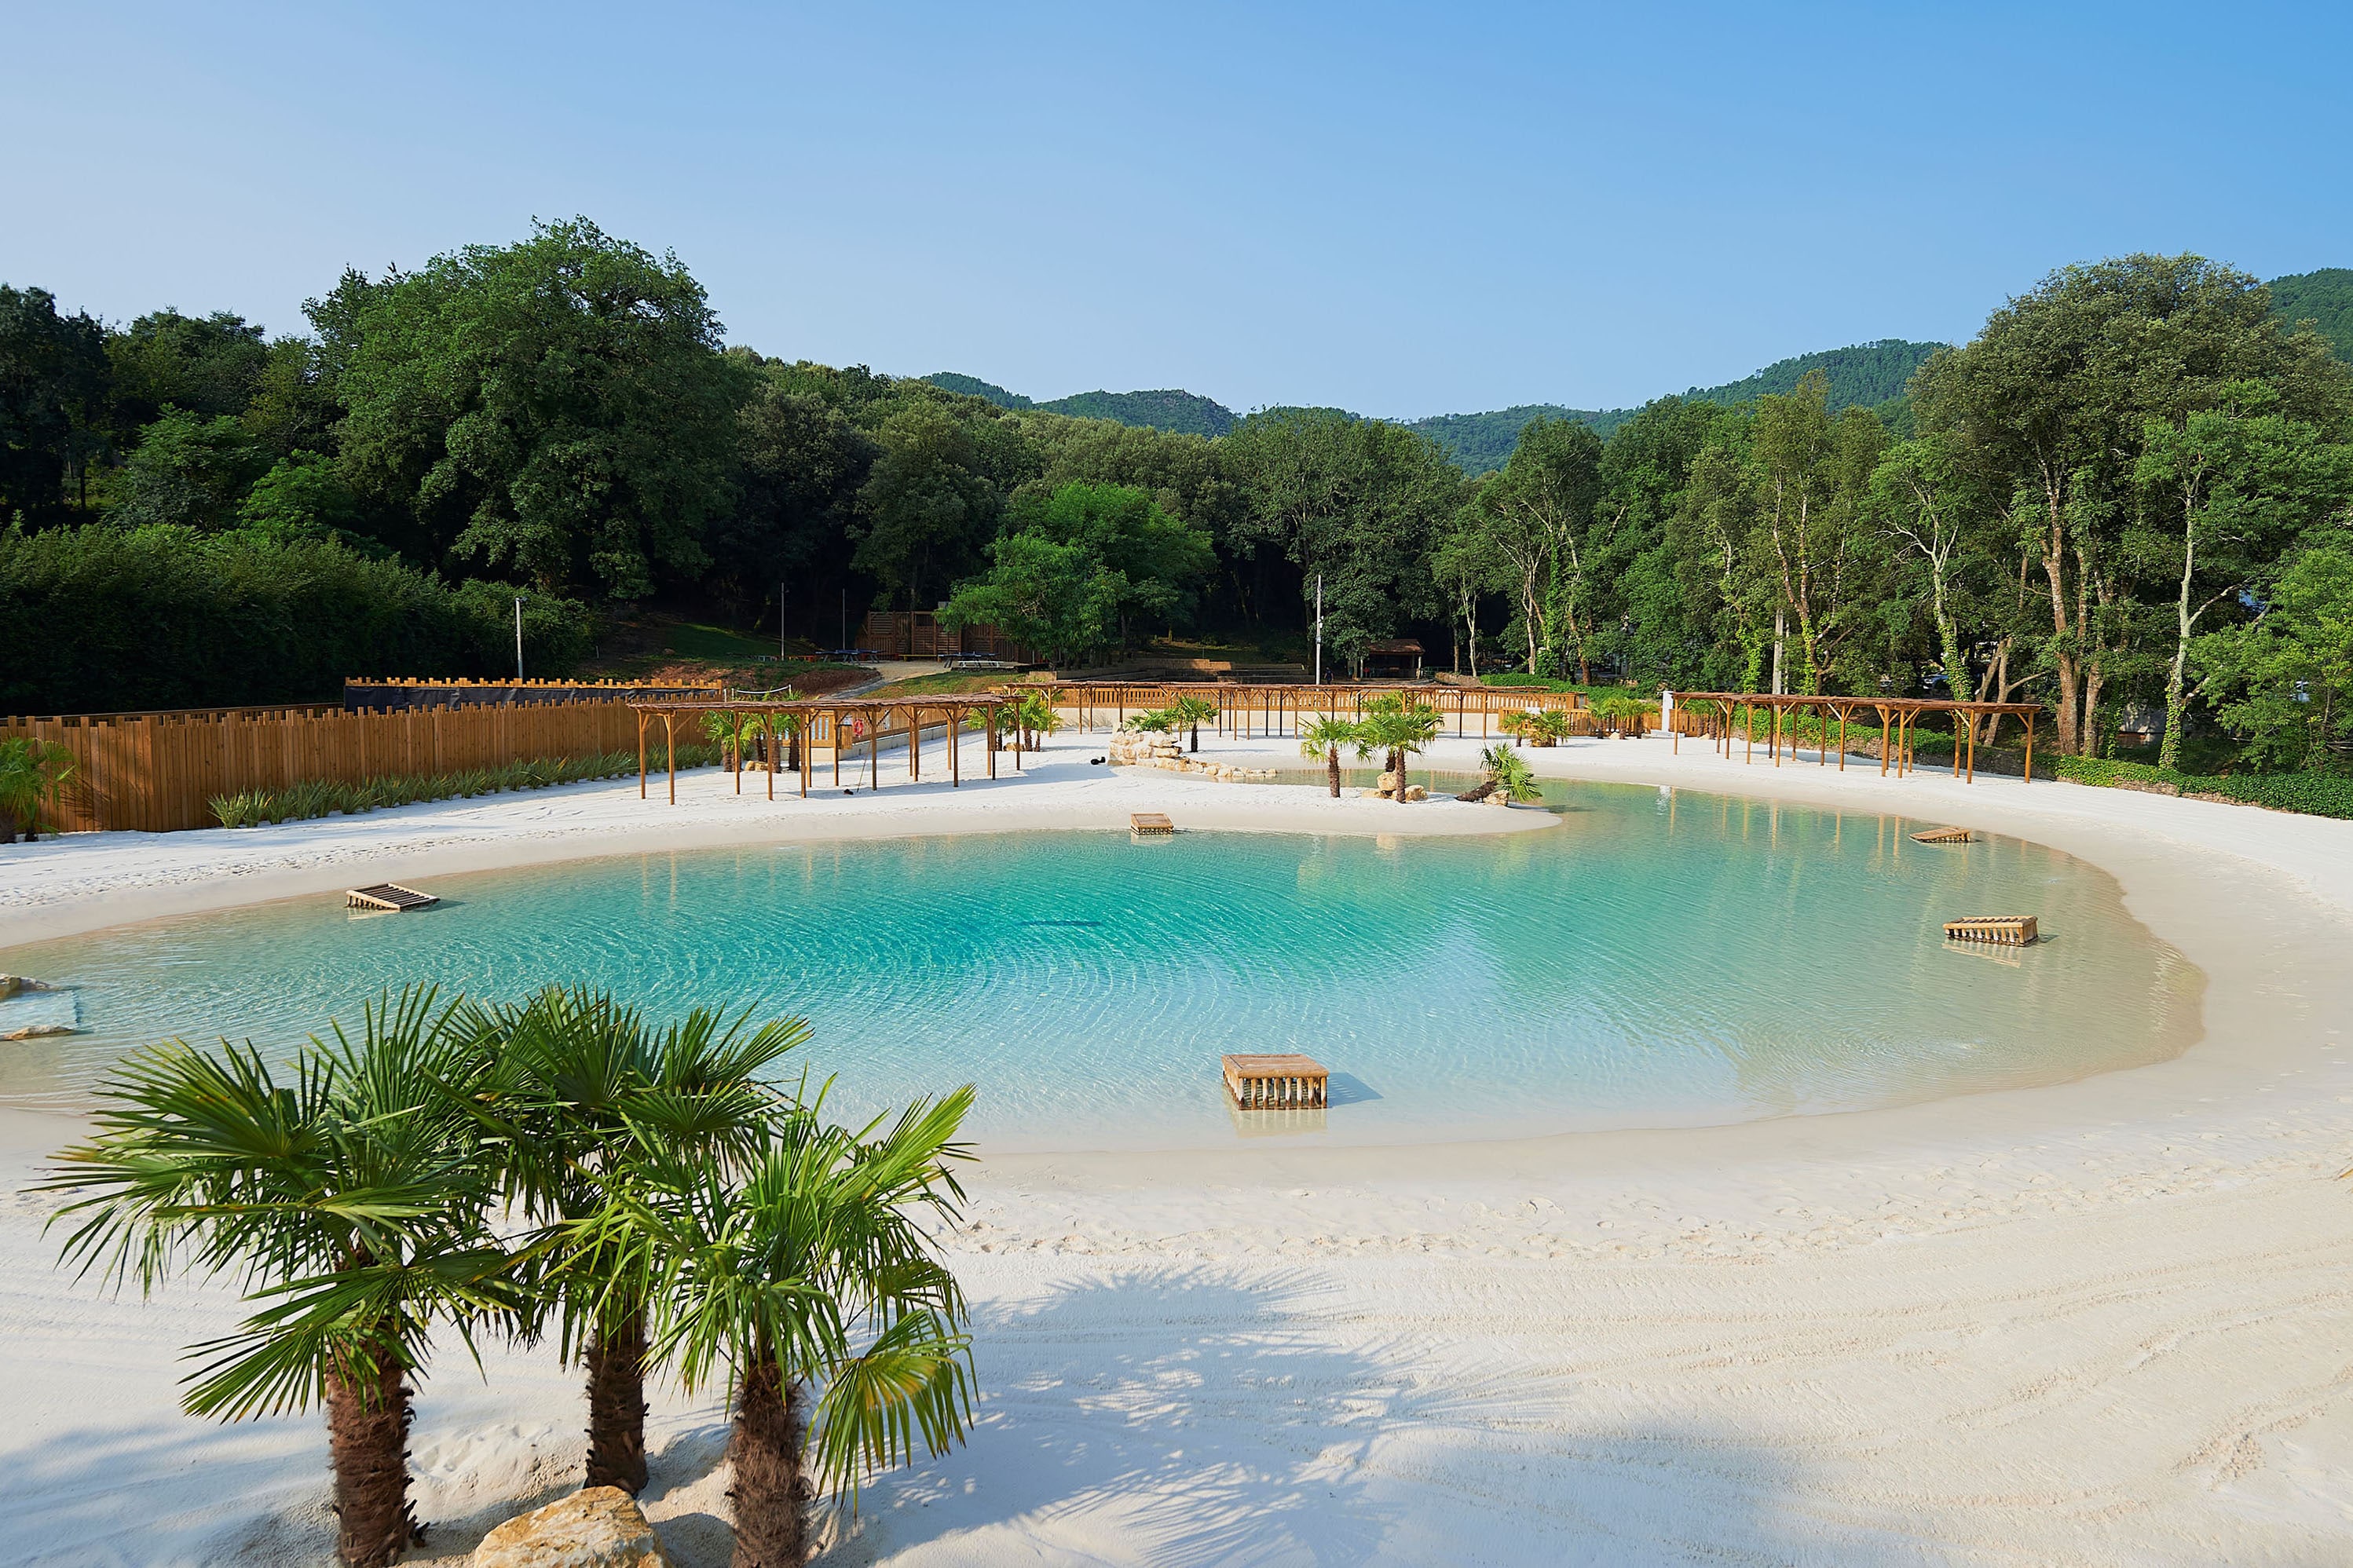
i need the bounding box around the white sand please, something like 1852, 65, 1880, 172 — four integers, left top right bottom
5, 729, 2353, 1565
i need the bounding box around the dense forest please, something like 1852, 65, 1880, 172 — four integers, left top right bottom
5, 222, 2351, 777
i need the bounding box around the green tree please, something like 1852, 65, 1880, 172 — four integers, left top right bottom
2192, 544, 2353, 769
599, 1087, 978, 1566
42, 990, 516, 1568
103, 409, 273, 532
336, 218, 748, 598
853, 403, 997, 612
1916, 253, 2353, 753
1473, 416, 1606, 678
2132, 383, 2353, 769
0, 284, 109, 521
940, 531, 1116, 665
1748, 373, 1886, 694
106, 308, 270, 427
1353, 693, 1440, 804
1869, 432, 1985, 700
238, 451, 364, 543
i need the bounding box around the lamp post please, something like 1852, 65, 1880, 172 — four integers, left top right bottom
1314, 572, 1323, 685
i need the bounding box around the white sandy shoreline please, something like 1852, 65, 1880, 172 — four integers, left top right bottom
5, 729, 2353, 1565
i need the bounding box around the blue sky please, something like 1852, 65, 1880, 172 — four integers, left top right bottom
5, 2, 2348, 418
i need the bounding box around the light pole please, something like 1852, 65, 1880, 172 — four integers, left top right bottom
514, 597, 524, 679
1314, 572, 1323, 685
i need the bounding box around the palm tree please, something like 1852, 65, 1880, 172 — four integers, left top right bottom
0, 736, 79, 842
593, 1086, 978, 1567
473, 988, 803, 1495
1168, 695, 1218, 754
42, 989, 515, 1568
1299, 715, 1359, 797
1354, 696, 1442, 803
1461, 741, 1541, 803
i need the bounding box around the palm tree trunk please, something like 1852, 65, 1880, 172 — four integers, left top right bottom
324, 1347, 418, 1568
728, 1357, 807, 1568
584, 1309, 650, 1494
1389, 747, 1407, 803
1326, 746, 1341, 797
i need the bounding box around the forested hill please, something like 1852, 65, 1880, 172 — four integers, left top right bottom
2269, 269, 2353, 361
924, 375, 1236, 436
933, 340, 1945, 473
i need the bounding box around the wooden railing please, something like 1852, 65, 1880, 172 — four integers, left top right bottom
5, 699, 653, 834
1030, 682, 1590, 740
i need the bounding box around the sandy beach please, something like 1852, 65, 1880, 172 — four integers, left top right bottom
5, 729, 2352, 1566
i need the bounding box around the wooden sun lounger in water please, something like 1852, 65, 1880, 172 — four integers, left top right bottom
1223, 1053, 1328, 1109
1944, 915, 2037, 946
346, 883, 439, 912
1129, 812, 1175, 837
1912, 826, 1974, 844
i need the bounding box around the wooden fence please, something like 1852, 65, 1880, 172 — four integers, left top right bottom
5, 700, 653, 833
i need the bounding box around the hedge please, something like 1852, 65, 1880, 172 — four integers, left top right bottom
2052, 755, 2353, 821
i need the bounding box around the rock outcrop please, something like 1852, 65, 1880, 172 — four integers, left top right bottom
471, 1487, 672, 1568
1106, 731, 1277, 783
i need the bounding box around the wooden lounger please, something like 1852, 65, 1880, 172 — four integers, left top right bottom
1129, 812, 1175, 837
1944, 915, 2036, 946
346, 883, 439, 912
1911, 827, 1974, 844
1223, 1053, 1328, 1109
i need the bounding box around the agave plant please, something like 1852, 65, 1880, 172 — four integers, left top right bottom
0, 736, 79, 842
42, 989, 516, 1568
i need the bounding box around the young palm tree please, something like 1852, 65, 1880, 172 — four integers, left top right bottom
1168, 695, 1218, 753
1299, 715, 1359, 797
0, 736, 79, 842
593, 1085, 978, 1567
42, 989, 515, 1568
473, 987, 803, 1495
1354, 696, 1441, 803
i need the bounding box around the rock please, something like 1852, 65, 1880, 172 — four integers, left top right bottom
1376, 771, 1401, 793
0, 976, 20, 1001
472, 1487, 672, 1568
1484, 790, 1514, 806
1404, 785, 1429, 801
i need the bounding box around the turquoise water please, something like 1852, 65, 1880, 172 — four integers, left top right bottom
0, 781, 2204, 1150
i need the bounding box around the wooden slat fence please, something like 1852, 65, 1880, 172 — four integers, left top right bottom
5, 700, 652, 834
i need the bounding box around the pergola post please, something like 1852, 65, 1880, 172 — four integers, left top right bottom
638, 711, 649, 799
2023, 715, 2036, 784
664, 715, 677, 804
1879, 707, 1891, 776
764, 715, 774, 800
950, 706, 961, 787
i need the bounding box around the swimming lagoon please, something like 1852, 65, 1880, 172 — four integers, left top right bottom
0, 780, 2204, 1149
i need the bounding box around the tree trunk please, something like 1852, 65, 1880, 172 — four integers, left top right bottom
1389, 747, 1407, 804
325, 1348, 418, 1568
1327, 747, 1341, 798
728, 1358, 807, 1568
584, 1310, 650, 1494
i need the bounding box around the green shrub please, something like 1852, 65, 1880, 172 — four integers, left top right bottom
205, 744, 720, 829
2051, 754, 2353, 820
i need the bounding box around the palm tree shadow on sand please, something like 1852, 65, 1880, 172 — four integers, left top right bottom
814, 1264, 1586, 1567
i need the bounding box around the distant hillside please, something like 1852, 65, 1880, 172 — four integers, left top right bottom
1037, 388, 1235, 436
1407, 340, 1944, 473
2268, 269, 2353, 361
924, 372, 1031, 409
931, 338, 1944, 473
924, 375, 1235, 435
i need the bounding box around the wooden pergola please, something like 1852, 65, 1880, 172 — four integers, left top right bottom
1667, 692, 2044, 783
626, 695, 1020, 803
1024, 680, 1581, 741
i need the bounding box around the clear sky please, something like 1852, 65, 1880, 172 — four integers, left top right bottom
5, 2, 2348, 418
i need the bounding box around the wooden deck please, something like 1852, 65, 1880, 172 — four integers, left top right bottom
1911, 827, 1975, 844
1222, 1053, 1329, 1109
1944, 915, 2038, 946
346, 883, 439, 912
1129, 812, 1175, 837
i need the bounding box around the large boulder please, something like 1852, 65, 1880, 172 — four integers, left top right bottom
472, 1488, 672, 1568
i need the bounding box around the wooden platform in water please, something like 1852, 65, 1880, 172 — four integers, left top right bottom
1223, 1052, 1328, 1109
1944, 914, 2037, 946
346, 883, 438, 912
1912, 826, 1974, 844
1129, 812, 1175, 837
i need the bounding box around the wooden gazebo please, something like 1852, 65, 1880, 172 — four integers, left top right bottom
1667, 692, 2044, 783
625, 694, 1020, 803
